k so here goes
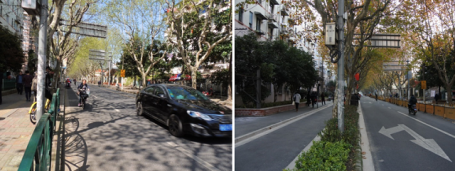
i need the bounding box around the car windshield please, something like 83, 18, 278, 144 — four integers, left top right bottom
167, 86, 208, 101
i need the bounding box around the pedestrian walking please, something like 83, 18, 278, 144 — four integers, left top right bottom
306, 95, 311, 106
293, 90, 301, 112
16, 71, 24, 95
73, 78, 77, 86
23, 71, 33, 101
31, 72, 38, 101
321, 93, 326, 105
375, 93, 378, 101
311, 92, 317, 108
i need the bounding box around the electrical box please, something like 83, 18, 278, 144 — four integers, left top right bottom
325, 22, 337, 46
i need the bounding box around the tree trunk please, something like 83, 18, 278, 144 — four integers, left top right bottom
227, 54, 232, 101
142, 73, 147, 88
446, 84, 453, 105
191, 68, 197, 89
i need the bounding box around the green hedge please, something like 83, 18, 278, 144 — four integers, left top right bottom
293, 141, 351, 171
287, 106, 360, 171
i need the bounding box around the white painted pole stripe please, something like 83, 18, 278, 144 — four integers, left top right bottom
235, 104, 333, 148
397, 111, 455, 139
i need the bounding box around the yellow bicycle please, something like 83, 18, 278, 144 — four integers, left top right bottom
29, 98, 51, 124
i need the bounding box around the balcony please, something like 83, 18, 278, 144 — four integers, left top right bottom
255, 30, 265, 35
270, 0, 279, 5
280, 5, 289, 16
268, 21, 279, 29
267, 13, 277, 22
254, 12, 267, 20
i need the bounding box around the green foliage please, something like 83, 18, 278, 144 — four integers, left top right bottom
287, 106, 360, 171
291, 141, 351, 171
209, 69, 229, 88
235, 33, 318, 106
0, 25, 25, 72
320, 106, 360, 146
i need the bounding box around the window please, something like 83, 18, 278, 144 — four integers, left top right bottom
256, 18, 261, 31
249, 12, 253, 28
239, 7, 243, 23
145, 87, 155, 94
154, 87, 165, 96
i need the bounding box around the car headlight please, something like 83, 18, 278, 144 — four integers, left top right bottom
187, 110, 212, 121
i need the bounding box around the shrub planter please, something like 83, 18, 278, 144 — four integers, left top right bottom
235, 104, 297, 117
426, 104, 434, 115
445, 107, 455, 120
402, 100, 408, 107
435, 105, 445, 117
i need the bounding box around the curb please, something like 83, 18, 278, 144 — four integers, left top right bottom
1, 89, 17, 96
358, 102, 375, 171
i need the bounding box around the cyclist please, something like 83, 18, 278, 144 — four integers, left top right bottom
77, 79, 89, 107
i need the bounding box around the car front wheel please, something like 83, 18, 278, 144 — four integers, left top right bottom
168, 114, 183, 137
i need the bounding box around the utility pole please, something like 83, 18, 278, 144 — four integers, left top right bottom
36, 0, 49, 121
337, 0, 345, 133
257, 69, 261, 108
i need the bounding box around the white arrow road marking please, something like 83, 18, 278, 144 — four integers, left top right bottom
379, 124, 452, 162
379, 125, 404, 140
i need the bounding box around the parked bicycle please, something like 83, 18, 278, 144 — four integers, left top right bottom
28, 97, 51, 124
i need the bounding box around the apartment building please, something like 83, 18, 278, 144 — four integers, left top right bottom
235, 0, 293, 42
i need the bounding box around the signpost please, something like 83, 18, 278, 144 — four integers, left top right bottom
120, 70, 125, 77
421, 80, 427, 89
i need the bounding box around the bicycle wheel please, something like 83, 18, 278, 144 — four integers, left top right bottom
29, 104, 37, 124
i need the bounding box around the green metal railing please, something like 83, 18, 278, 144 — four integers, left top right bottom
19, 88, 60, 171
2, 79, 16, 91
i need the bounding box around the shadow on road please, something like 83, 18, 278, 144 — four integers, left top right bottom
63, 86, 232, 170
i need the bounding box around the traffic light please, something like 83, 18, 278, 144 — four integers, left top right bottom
120, 70, 125, 77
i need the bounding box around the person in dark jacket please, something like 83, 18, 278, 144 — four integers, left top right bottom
45, 67, 53, 101
23, 71, 33, 101
16, 71, 24, 95
408, 94, 417, 110
321, 93, 326, 105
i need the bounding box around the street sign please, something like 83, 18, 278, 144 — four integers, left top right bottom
421, 80, 427, 89
354, 33, 401, 48
383, 61, 407, 71
379, 124, 451, 162
120, 70, 125, 77
325, 22, 337, 46
60, 20, 107, 38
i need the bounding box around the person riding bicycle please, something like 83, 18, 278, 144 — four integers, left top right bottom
408, 94, 417, 110
77, 80, 89, 107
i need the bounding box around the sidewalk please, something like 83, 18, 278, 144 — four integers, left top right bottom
0, 93, 35, 170
235, 101, 333, 137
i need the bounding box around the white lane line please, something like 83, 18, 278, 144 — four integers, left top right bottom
166, 142, 219, 171
359, 103, 375, 171
235, 104, 333, 148
397, 111, 455, 139
388, 107, 391, 109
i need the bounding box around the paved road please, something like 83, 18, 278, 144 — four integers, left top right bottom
362, 96, 455, 171
64, 85, 231, 171
235, 104, 333, 171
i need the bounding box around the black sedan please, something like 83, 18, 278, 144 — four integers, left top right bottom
136, 84, 232, 138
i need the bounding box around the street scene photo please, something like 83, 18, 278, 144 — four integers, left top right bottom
0, 0, 232, 170
234, 0, 455, 170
